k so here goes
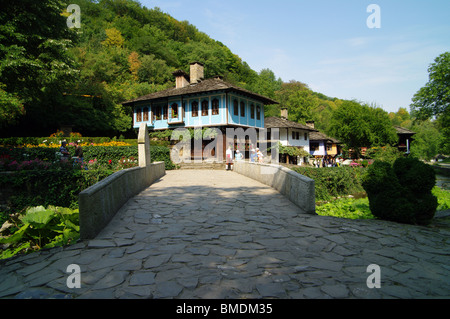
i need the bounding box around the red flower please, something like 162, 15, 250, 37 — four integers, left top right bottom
108, 160, 112, 164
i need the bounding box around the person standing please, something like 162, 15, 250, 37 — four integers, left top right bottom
235, 150, 243, 161
250, 146, 256, 162
73, 140, 84, 167
226, 145, 233, 170
59, 141, 70, 162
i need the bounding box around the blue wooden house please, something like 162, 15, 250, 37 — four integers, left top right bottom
123, 62, 277, 131
122, 62, 278, 160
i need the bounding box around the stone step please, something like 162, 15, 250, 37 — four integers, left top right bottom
178, 162, 229, 170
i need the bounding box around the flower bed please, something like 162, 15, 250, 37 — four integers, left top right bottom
0, 142, 175, 214
0, 145, 175, 171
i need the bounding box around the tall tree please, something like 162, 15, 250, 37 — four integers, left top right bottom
0, 0, 78, 134
328, 100, 397, 156
411, 52, 450, 153
411, 52, 449, 120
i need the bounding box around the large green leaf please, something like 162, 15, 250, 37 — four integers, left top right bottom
21, 207, 55, 229
0, 224, 29, 244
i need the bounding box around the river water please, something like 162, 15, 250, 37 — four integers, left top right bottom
436, 174, 450, 190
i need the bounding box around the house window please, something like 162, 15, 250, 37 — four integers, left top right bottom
296, 132, 300, 140
192, 101, 199, 117
250, 104, 255, 119
202, 100, 209, 116
256, 105, 261, 120
327, 144, 332, 151
136, 108, 142, 122
153, 106, 161, 121
233, 100, 239, 116
292, 131, 296, 140
171, 103, 178, 118
311, 144, 319, 151
162, 105, 168, 120
212, 99, 219, 115
240, 101, 245, 117
143, 107, 149, 122
304, 133, 307, 140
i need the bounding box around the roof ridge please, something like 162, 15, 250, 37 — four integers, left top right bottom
122, 77, 278, 105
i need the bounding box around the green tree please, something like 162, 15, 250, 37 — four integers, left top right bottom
0, 0, 78, 133
248, 69, 282, 99
389, 107, 412, 128
0, 85, 25, 128
411, 52, 450, 153
410, 120, 442, 160
286, 89, 319, 123
102, 27, 125, 48
138, 54, 174, 85
328, 100, 397, 156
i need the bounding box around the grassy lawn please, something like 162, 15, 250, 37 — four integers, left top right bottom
316, 197, 374, 220
316, 186, 450, 220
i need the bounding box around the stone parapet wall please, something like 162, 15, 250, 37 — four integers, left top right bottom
79, 162, 165, 239
233, 161, 315, 215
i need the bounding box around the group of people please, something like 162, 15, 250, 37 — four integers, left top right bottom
250, 147, 264, 163
312, 156, 340, 168
225, 145, 264, 170
59, 140, 84, 166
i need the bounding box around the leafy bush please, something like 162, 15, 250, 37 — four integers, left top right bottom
0, 136, 137, 147
365, 145, 404, 164
0, 206, 79, 260
432, 186, 450, 211
0, 168, 114, 212
362, 158, 438, 225
292, 166, 366, 201
0, 144, 175, 170
151, 145, 176, 170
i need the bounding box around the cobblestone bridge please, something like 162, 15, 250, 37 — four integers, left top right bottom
0, 170, 449, 299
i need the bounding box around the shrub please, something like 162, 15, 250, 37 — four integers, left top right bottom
0, 144, 175, 170
365, 145, 404, 164
0, 169, 114, 212
362, 157, 438, 225
292, 166, 365, 201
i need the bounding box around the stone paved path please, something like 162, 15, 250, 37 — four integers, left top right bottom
1, 170, 449, 299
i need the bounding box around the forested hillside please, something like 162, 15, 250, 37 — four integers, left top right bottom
0, 0, 270, 137
0, 0, 447, 159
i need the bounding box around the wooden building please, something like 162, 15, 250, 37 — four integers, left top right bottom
264, 108, 317, 165
122, 62, 278, 161
395, 126, 415, 154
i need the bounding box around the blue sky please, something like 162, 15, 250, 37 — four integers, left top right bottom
140, 0, 450, 113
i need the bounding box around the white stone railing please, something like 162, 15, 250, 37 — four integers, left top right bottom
233, 161, 316, 215
79, 124, 165, 239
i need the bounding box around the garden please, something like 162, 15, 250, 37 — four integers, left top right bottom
291, 160, 450, 223
0, 133, 175, 259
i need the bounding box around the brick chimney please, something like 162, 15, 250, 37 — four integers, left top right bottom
190, 62, 204, 84
172, 70, 190, 89
306, 121, 315, 129
281, 108, 288, 120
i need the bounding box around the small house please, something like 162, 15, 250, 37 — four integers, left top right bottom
264, 108, 317, 165
395, 126, 415, 154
